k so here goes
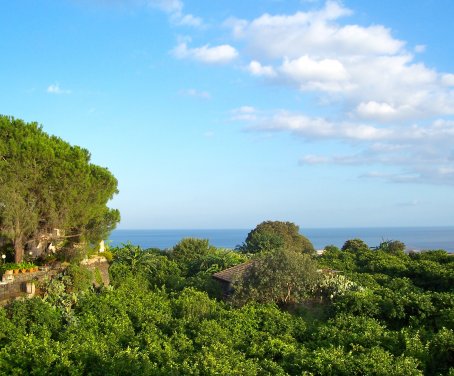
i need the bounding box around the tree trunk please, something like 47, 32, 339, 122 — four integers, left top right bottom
14, 237, 24, 263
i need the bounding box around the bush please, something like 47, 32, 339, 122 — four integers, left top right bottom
57, 246, 88, 263
341, 238, 369, 252
66, 264, 93, 293
241, 221, 314, 255
102, 250, 113, 262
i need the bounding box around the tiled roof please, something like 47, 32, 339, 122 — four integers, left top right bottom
212, 261, 253, 283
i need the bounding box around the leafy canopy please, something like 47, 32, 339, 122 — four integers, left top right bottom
233, 248, 320, 306
0, 115, 120, 261
241, 221, 315, 255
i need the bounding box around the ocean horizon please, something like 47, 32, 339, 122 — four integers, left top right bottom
109, 226, 454, 253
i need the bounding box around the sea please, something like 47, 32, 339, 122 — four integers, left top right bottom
109, 227, 454, 253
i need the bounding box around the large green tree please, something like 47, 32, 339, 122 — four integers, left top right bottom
241, 221, 315, 254
232, 248, 320, 306
0, 116, 120, 262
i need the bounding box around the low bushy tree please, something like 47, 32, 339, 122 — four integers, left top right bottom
341, 238, 369, 252
170, 238, 216, 271
233, 248, 320, 306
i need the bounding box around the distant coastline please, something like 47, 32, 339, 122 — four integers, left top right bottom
109, 226, 454, 253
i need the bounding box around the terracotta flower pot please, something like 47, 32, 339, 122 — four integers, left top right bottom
21, 269, 27, 274
13, 269, 19, 275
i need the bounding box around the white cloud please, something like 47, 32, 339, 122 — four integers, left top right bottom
248, 109, 454, 144
299, 154, 330, 164
280, 55, 349, 91
179, 88, 211, 99
98, 0, 202, 27
355, 101, 397, 121
46, 83, 71, 95
231, 106, 258, 121
248, 61, 276, 77
146, 0, 182, 13
251, 111, 392, 141
414, 44, 426, 53
359, 171, 422, 184
222, 1, 454, 185
173, 13, 203, 27
234, 107, 454, 185
172, 42, 238, 64
230, 1, 402, 59
146, 0, 203, 27
226, 1, 454, 123
441, 74, 454, 86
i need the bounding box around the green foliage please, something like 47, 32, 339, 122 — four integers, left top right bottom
172, 288, 217, 322
427, 327, 454, 375
93, 267, 103, 286
0, 261, 36, 273
110, 243, 147, 271
233, 248, 320, 306
0, 242, 452, 375
241, 220, 315, 254
4, 298, 62, 340
376, 239, 406, 255
185, 248, 248, 296
102, 250, 113, 262
170, 237, 216, 266
0, 115, 120, 262
341, 238, 370, 252
65, 264, 93, 293
110, 243, 184, 291
139, 252, 184, 291
317, 273, 362, 301
56, 245, 88, 263
411, 249, 453, 264
187, 247, 248, 277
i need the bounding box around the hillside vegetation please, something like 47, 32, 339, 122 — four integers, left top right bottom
0, 231, 452, 375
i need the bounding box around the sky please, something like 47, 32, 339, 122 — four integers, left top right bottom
1, 0, 454, 229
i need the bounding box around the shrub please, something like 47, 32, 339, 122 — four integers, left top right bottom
66, 264, 93, 293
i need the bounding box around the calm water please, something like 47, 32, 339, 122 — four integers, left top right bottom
109, 227, 454, 252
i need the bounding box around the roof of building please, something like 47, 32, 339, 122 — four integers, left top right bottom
212, 261, 253, 283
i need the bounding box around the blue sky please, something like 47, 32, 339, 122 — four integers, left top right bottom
1, 0, 454, 229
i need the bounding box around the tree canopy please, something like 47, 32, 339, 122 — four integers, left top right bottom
241, 221, 315, 255
1, 238, 452, 375
0, 115, 120, 261
233, 248, 321, 306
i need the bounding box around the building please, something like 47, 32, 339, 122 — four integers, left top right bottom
212, 261, 253, 297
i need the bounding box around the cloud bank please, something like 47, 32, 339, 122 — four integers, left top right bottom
222, 1, 454, 185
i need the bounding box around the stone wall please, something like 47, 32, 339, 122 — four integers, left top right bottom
80, 256, 110, 286
0, 267, 63, 306
0, 257, 110, 306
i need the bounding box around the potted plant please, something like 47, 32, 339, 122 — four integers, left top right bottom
19, 262, 28, 274
5, 263, 21, 275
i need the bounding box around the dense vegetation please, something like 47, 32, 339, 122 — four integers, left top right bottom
0, 224, 452, 375
0, 116, 120, 262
